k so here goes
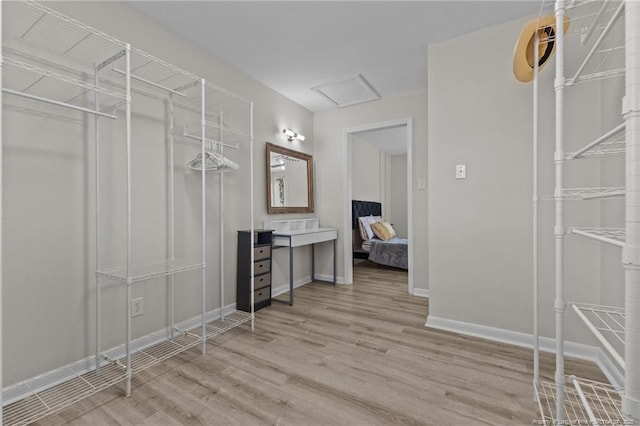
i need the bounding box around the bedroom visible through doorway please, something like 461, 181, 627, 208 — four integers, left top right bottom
342, 118, 414, 294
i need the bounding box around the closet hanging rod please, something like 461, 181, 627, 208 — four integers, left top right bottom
111, 68, 187, 97
569, 1, 625, 85
2, 88, 118, 119
179, 133, 239, 150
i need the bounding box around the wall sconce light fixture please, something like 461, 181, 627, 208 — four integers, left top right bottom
282, 128, 305, 142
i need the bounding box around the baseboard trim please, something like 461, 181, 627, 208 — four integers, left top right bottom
425, 315, 623, 389
2, 302, 240, 405
412, 288, 429, 298
313, 273, 347, 285
271, 276, 312, 297
271, 275, 347, 297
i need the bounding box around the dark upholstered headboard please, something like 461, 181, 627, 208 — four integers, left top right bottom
352, 200, 382, 229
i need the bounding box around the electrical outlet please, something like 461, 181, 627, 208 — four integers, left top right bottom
131, 297, 144, 317
455, 164, 467, 179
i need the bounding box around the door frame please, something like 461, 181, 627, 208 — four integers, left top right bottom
342, 117, 414, 294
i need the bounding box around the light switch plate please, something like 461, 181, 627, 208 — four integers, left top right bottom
417, 177, 426, 190
455, 164, 467, 179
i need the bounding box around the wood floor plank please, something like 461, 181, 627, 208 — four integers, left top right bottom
30, 260, 605, 425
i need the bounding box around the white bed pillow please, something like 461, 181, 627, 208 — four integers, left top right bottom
358, 215, 382, 240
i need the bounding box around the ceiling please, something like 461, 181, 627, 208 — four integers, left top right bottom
128, 1, 539, 112
353, 125, 408, 155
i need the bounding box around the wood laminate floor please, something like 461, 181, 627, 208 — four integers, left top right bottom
35, 261, 605, 425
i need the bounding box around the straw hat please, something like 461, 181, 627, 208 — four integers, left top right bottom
513, 15, 569, 82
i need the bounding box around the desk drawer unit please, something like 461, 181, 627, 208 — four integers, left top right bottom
253, 259, 270, 276
254, 287, 270, 304
254, 273, 271, 290
254, 245, 271, 261
237, 230, 273, 312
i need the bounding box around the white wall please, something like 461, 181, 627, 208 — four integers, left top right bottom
389, 154, 408, 237
3, 1, 313, 384
313, 89, 427, 289
427, 15, 623, 348
352, 135, 384, 203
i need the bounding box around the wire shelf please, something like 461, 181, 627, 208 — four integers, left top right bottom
107, 332, 202, 374
3, 56, 125, 101
536, 377, 627, 425
568, 123, 626, 159
178, 77, 251, 105
173, 120, 251, 145
570, 302, 625, 369
570, 227, 625, 247
541, 187, 625, 201
3, 0, 196, 86
3, 0, 126, 64
2, 0, 247, 109
571, 302, 625, 344
536, 0, 626, 85
2, 362, 125, 426
96, 258, 204, 283
1, 311, 250, 426
562, 187, 625, 200
189, 310, 253, 340
566, 0, 626, 86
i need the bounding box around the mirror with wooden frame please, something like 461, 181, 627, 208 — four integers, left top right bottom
266, 142, 314, 214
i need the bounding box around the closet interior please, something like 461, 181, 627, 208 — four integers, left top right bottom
1, 1, 256, 424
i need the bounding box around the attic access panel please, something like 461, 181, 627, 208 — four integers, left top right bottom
312, 74, 380, 108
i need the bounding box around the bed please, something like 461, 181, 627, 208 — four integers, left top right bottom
352, 200, 408, 270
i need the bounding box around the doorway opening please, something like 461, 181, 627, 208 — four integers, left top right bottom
342, 118, 414, 294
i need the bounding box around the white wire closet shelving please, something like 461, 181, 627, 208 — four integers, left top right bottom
535, 0, 626, 85
567, 123, 626, 159
536, 377, 628, 425
563, 186, 625, 199
2, 363, 126, 426
570, 302, 625, 369
532, 0, 640, 423
1, 310, 252, 426
542, 186, 626, 200
570, 227, 625, 247
95, 259, 205, 283
566, 0, 626, 85
1, 0, 256, 425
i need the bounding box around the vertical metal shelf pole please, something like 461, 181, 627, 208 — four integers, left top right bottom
554, 1, 567, 420
250, 102, 255, 331
533, 31, 540, 399
623, 0, 640, 421
201, 79, 207, 355
1, 2, 4, 423
124, 44, 132, 397
94, 65, 102, 372
169, 94, 175, 339
220, 110, 225, 321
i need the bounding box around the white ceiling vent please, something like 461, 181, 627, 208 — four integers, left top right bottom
312, 74, 380, 108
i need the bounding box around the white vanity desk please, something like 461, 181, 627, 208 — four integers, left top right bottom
265, 219, 337, 305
